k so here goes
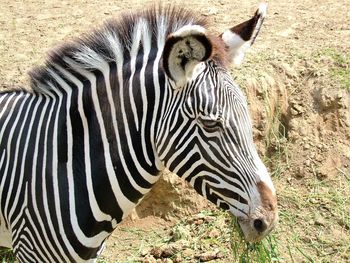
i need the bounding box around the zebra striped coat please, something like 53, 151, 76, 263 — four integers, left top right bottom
0, 4, 278, 262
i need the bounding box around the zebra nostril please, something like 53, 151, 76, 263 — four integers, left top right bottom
253, 218, 267, 233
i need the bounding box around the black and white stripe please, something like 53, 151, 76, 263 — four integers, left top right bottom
0, 5, 276, 262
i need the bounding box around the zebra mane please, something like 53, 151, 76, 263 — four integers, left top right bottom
28, 6, 216, 93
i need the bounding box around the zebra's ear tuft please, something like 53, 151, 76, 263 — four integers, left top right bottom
221, 3, 267, 67
163, 25, 212, 88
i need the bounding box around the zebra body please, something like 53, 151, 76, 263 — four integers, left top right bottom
0, 4, 278, 262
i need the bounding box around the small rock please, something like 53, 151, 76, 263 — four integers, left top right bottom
299, 127, 308, 136
182, 248, 193, 258
162, 259, 173, 263
295, 167, 306, 178
195, 219, 204, 225
142, 255, 157, 263
149, 244, 178, 259
316, 155, 342, 179
140, 249, 149, 257
150, 247, 163, 258
292, 104, 305, 114
316, 170, 327, 179
315, 154, 323, 162
186, 218, 195, 224
197, 250, 221, 262
173, 255, 183, 263
304, 160, 311, 167
290, 108, 300, 116
314, 216, 326, 226
309, 198, 318, 204
317, 144, 324, 150
208, 229, 220, 238
175, 239, 190, 248
216, 251, 225, 259
204, 216, 215, 222
162, 244, 178, 258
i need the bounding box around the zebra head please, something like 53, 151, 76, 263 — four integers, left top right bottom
157, 4, 277, 242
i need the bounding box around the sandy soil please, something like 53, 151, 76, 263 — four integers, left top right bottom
1, 0, 349, 262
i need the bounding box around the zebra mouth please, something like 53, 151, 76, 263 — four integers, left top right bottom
236, 218, 265, 243
236, 212, 278, 243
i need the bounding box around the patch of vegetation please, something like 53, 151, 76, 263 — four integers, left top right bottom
105, 209, 285, 262
314, 48, 350, 90
261, 90, 290, 179
140, 210, 234, 262
275, 169, 350, 262
0, 248, 15, 263
98, 225, 170, 263
230, 217, 281, 263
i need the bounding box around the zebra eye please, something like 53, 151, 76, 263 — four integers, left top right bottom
198, 117, 224, 132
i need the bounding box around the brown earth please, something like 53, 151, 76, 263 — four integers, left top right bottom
0, 0, 349, 262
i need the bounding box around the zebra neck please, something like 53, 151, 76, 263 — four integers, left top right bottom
46, 55, 168, 220
23, 32, 170, 223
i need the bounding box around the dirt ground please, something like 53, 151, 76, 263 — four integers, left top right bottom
0, 0, 349, 262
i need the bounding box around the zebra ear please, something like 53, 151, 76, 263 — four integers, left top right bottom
221, 3, 267, 67
163, 25, 213, 88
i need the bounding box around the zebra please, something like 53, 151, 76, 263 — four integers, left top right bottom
0, 3, 278, 262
